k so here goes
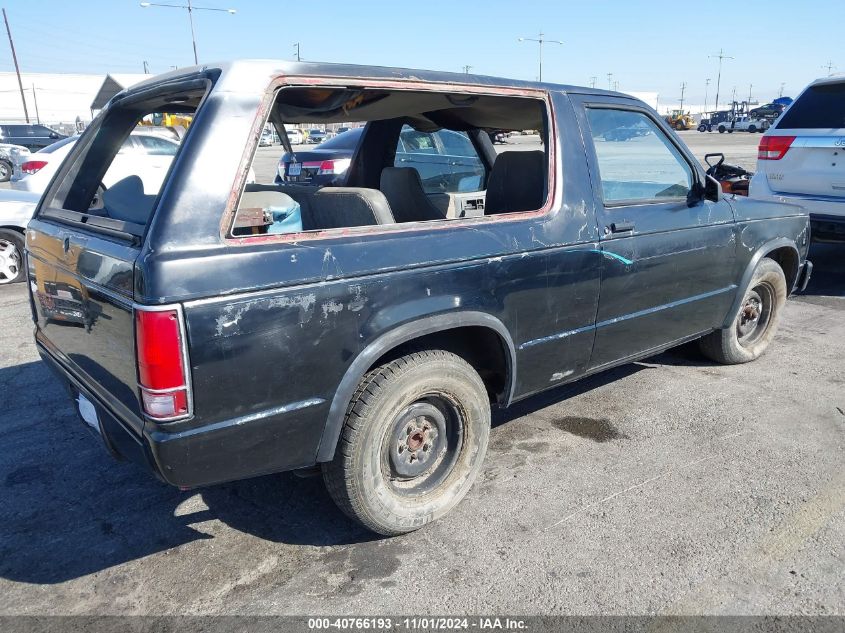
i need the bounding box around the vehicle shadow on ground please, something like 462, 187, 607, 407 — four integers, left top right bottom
0, 344, 712, 585
800, 243, 845, 298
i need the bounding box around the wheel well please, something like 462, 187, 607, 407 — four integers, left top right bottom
0, 226, 25, 235
765, 246, 799, 290
366, 326, 510, 404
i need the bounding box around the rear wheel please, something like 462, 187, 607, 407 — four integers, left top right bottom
0, 229, 24, 284
699, 257, 787, 364
0, 159, 12, 183
718, 125, 726, 133
697, 124, 707, 132
748, 125, 757, 133
322, 350, 491, 535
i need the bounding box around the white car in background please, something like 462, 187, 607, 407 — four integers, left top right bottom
0, 143, 30, 182
285, 127, 305, 145
11, 130, 180, 195
0, 189, 39, 284
749, 75, 845, 242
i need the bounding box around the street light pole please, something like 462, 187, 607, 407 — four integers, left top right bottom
709, 48, 734, 113
293, 42, 301, 62
140, 1, 236, 65
704, 78, 710, 114
517, 32, 562, 82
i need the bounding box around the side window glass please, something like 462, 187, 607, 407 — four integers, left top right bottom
394, 124, 485, 194
586, 108, 693, 203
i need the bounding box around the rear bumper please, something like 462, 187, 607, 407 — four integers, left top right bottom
37, 342, 324, 489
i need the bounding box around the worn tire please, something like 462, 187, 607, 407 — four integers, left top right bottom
699, 257, 787, 364
0, 229, 25, 284
322, 350, 491, 535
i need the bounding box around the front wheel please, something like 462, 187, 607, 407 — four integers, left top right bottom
322, 350, 491, 535
748, 125, 757, 133
718, 125, 726, 133
699, 257, 787, 364
0, 229, 25, 284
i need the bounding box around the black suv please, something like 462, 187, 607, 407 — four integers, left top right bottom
27, 61, 812, 536
0, 123, 67, 151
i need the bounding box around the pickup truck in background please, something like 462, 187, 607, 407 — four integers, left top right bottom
26, 61, 811, 535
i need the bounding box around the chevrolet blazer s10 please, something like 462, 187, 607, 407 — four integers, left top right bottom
26, 61, 812, 534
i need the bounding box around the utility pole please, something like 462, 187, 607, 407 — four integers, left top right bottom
140, 1, 236, 65
822, 60, 835, 76
748, 83, 753, 104
2, 9, 29, 124
779, 82, 785, 98
517, 32, 562, 82
709, 48, 734, 112
143, 60, 150, 73
293, 42, 301, 62
613, 80, 619, 92
704, 78, 711, 114
607, 72, 613, 89
589, 76, 597, 89
31, 83, 40, 124
679, 81, 687, 111
462, 65, 472, 75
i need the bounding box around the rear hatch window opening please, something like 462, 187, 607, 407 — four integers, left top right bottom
36, 79, 213, 242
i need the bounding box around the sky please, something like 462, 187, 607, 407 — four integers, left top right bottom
1, 0, 842, 106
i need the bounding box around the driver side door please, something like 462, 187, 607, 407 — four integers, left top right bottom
572, 98, 738, 369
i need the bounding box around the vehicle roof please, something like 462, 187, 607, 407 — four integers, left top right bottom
117, 59, 628, 100
810, 73, 845, 86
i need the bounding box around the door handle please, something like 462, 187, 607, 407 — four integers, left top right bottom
610, 221, 635, 233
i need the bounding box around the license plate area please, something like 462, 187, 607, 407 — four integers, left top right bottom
287, 162, 302, 177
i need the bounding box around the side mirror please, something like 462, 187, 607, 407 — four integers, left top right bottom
704, 175, 722, 202
49, 132, 59, 139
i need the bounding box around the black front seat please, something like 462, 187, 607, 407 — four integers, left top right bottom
380, 167, 445, 223
484, 151, 546, 215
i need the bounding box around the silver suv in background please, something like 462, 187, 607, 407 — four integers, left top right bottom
750, 75, 845, 242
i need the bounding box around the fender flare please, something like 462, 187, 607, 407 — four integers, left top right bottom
721, 237, 799, 329
315, 311, 517, 462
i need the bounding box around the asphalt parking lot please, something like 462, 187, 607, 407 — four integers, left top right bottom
1, 128, 842, 616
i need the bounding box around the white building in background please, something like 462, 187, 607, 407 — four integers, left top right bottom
0, 72, 147, 131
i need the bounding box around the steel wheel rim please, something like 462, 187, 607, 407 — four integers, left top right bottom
381, 394, 464, 497
0, 238, 21, 284
736, 283, 773, 346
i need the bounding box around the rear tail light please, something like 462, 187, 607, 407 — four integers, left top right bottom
135, 307, 191, 420
318, 158, 351, 175
21, 160, 48, 174
758, 135, 795, 160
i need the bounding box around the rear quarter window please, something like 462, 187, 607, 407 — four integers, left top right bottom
777, 82, 845, 129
